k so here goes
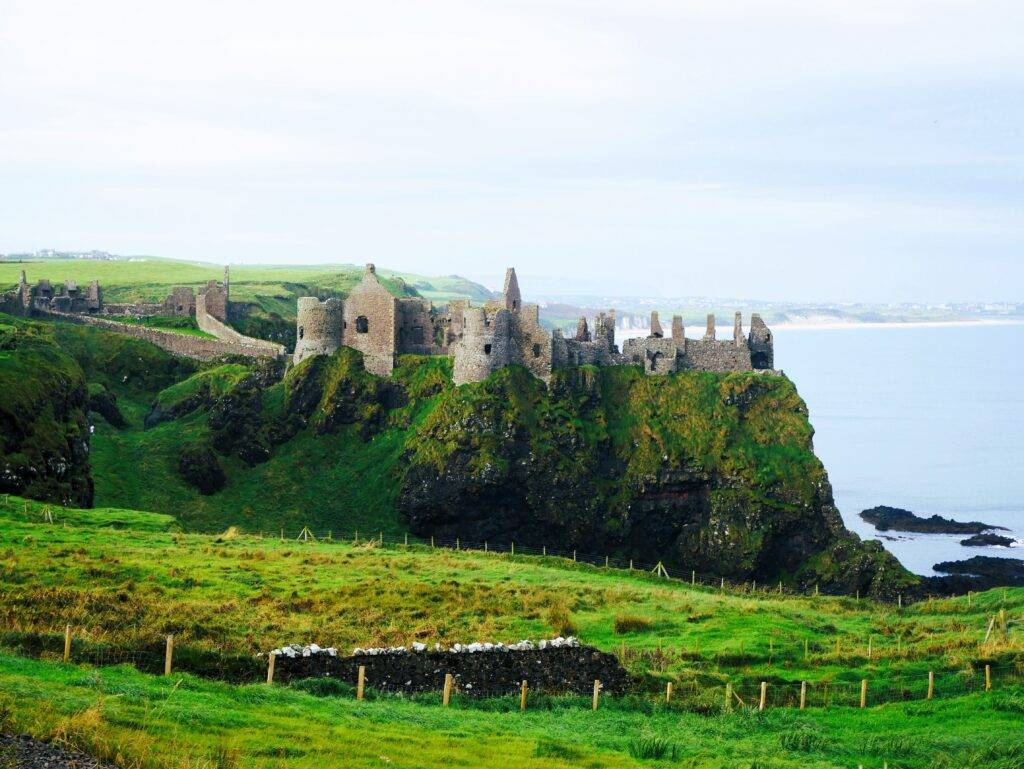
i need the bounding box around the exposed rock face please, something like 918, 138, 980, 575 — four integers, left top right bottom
272, 644, 630, 696
399, 365, 912, 597
178, 444, 226, 495
87, 384, 127, 428
859, 506, 1005, 534
0, 322, 93, 507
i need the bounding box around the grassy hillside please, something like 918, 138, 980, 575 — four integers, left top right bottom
0, 500, 1021, 768
2, 496, 1019, 691
0, 257, 493, 316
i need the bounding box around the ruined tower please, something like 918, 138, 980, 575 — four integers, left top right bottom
452, 307, 512, 385
748, 314, 774, 369
294, 297, 344, 365
503, 268, 521, 312
649, 311, 663, 338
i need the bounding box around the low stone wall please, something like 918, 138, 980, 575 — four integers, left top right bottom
271, 643, 630, 696
196, 293, 286, 356
40, 311, 283, 362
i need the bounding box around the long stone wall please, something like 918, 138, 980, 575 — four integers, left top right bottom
273, 644, 630, 696
196, 293, 285, 357
40, 311, 283, 362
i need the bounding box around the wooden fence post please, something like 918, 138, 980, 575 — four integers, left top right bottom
63, 625, 72, 662
665, 682, 673, 703
985, 664, 991, 691
860, 679, 868, 708
592, 679, 601, 710
573, 549, 577, 562
442, 673, 453, 706
520, 680, 528, 711
867, 636, 873, 661
164, 634, 174, 676
266, 652, 276, 684
898, 594, 902, 608
605, 555, 609, 568
404, 533, 409, 546
724, 682, 733, 711
691, 570, 696, 586
511, 542, 515, 556
799, 680, 807, 710
357, 665, 366, 700
455, 537, 460, 550
759, 681, 767, 711
720, 577, 725, 590
927, 671, 934, 699
629, 559, 633, 571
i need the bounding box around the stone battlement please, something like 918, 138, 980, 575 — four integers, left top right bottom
294, 267, 776, 384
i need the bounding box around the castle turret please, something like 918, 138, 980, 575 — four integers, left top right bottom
649, 311, 663, 338
575, 316, 590, 342
503, 267, 521, 312
293, 296, 344, 365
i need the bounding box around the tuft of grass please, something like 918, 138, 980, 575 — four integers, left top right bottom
627, 736, 677, 760
614, 615, 653, 634
533, 739, 583, 760
546, 604, 578, 637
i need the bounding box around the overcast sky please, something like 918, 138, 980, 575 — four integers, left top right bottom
1, 0, 1021, 302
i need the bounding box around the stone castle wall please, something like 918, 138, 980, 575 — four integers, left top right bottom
196, 292, 285, 357
342, 265, 399, 377
292, 266, 776, 385
42, 311, 283, 362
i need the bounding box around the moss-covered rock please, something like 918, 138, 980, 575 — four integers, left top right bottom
177, 443, 226, 495
0, 315, 93, 506
398, 365, 913, 597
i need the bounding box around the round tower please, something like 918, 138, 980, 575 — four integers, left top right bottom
453, 307, 511, 384
293, 297, 343, 365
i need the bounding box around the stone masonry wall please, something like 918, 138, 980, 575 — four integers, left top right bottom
342, 265, 398, 376
196, 293, 285, 357
680, 338, 752, 372
41, 311, 282, 361
273, 645, 629, 696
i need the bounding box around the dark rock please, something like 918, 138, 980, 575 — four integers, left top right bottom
88, 385, 127, 428
960, 533, 1016, 548
274, 645, 630, 696
932, 556, 1024, 587
209, 376, 271, 465
859, 506, 1005, 534
177, 444, 226, 495
0, 734, 115, 769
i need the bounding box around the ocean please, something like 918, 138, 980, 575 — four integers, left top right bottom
620, 322, 1024, 575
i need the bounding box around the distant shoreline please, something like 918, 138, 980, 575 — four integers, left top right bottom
772, 318, 1024, 331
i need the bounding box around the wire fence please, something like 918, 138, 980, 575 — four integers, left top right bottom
255, 526, 1016, 609
3, 627, 1021, 714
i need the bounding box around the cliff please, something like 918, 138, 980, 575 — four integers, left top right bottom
398, 365, 913, 596
0, 318, 93, 506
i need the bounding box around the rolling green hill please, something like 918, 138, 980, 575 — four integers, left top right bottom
0, 498, 1021, 769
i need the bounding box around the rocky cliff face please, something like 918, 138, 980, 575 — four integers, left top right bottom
0, 320, 93, 506
398, 365, 912, 597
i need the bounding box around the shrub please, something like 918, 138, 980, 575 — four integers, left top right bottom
546, 604, 578, 637
779, 725, 827, 752
628, 736, 677, 760
614, 614, 652, 634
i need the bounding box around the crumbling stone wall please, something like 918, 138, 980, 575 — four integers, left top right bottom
273, 645, 629, 696
42, 311, 283, 362
452, 307, 512, 385
196, 292, 285, 357
342, 264, 399, 376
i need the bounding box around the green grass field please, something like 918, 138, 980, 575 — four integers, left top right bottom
0, 258, 492, 315
0, 498, 1021, 768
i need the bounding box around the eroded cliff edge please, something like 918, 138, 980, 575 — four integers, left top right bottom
398, 365, 913, 597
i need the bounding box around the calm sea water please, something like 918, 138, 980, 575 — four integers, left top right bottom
619, 322, 1024, 574
776, 323, 1024, 575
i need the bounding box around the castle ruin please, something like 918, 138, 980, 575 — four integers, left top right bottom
294, 265, 775, 384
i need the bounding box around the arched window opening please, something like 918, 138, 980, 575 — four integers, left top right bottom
484, 344, 492, 355
298, 326, 304, 340
532, 343, 541, 358
355, 316, 369, 333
